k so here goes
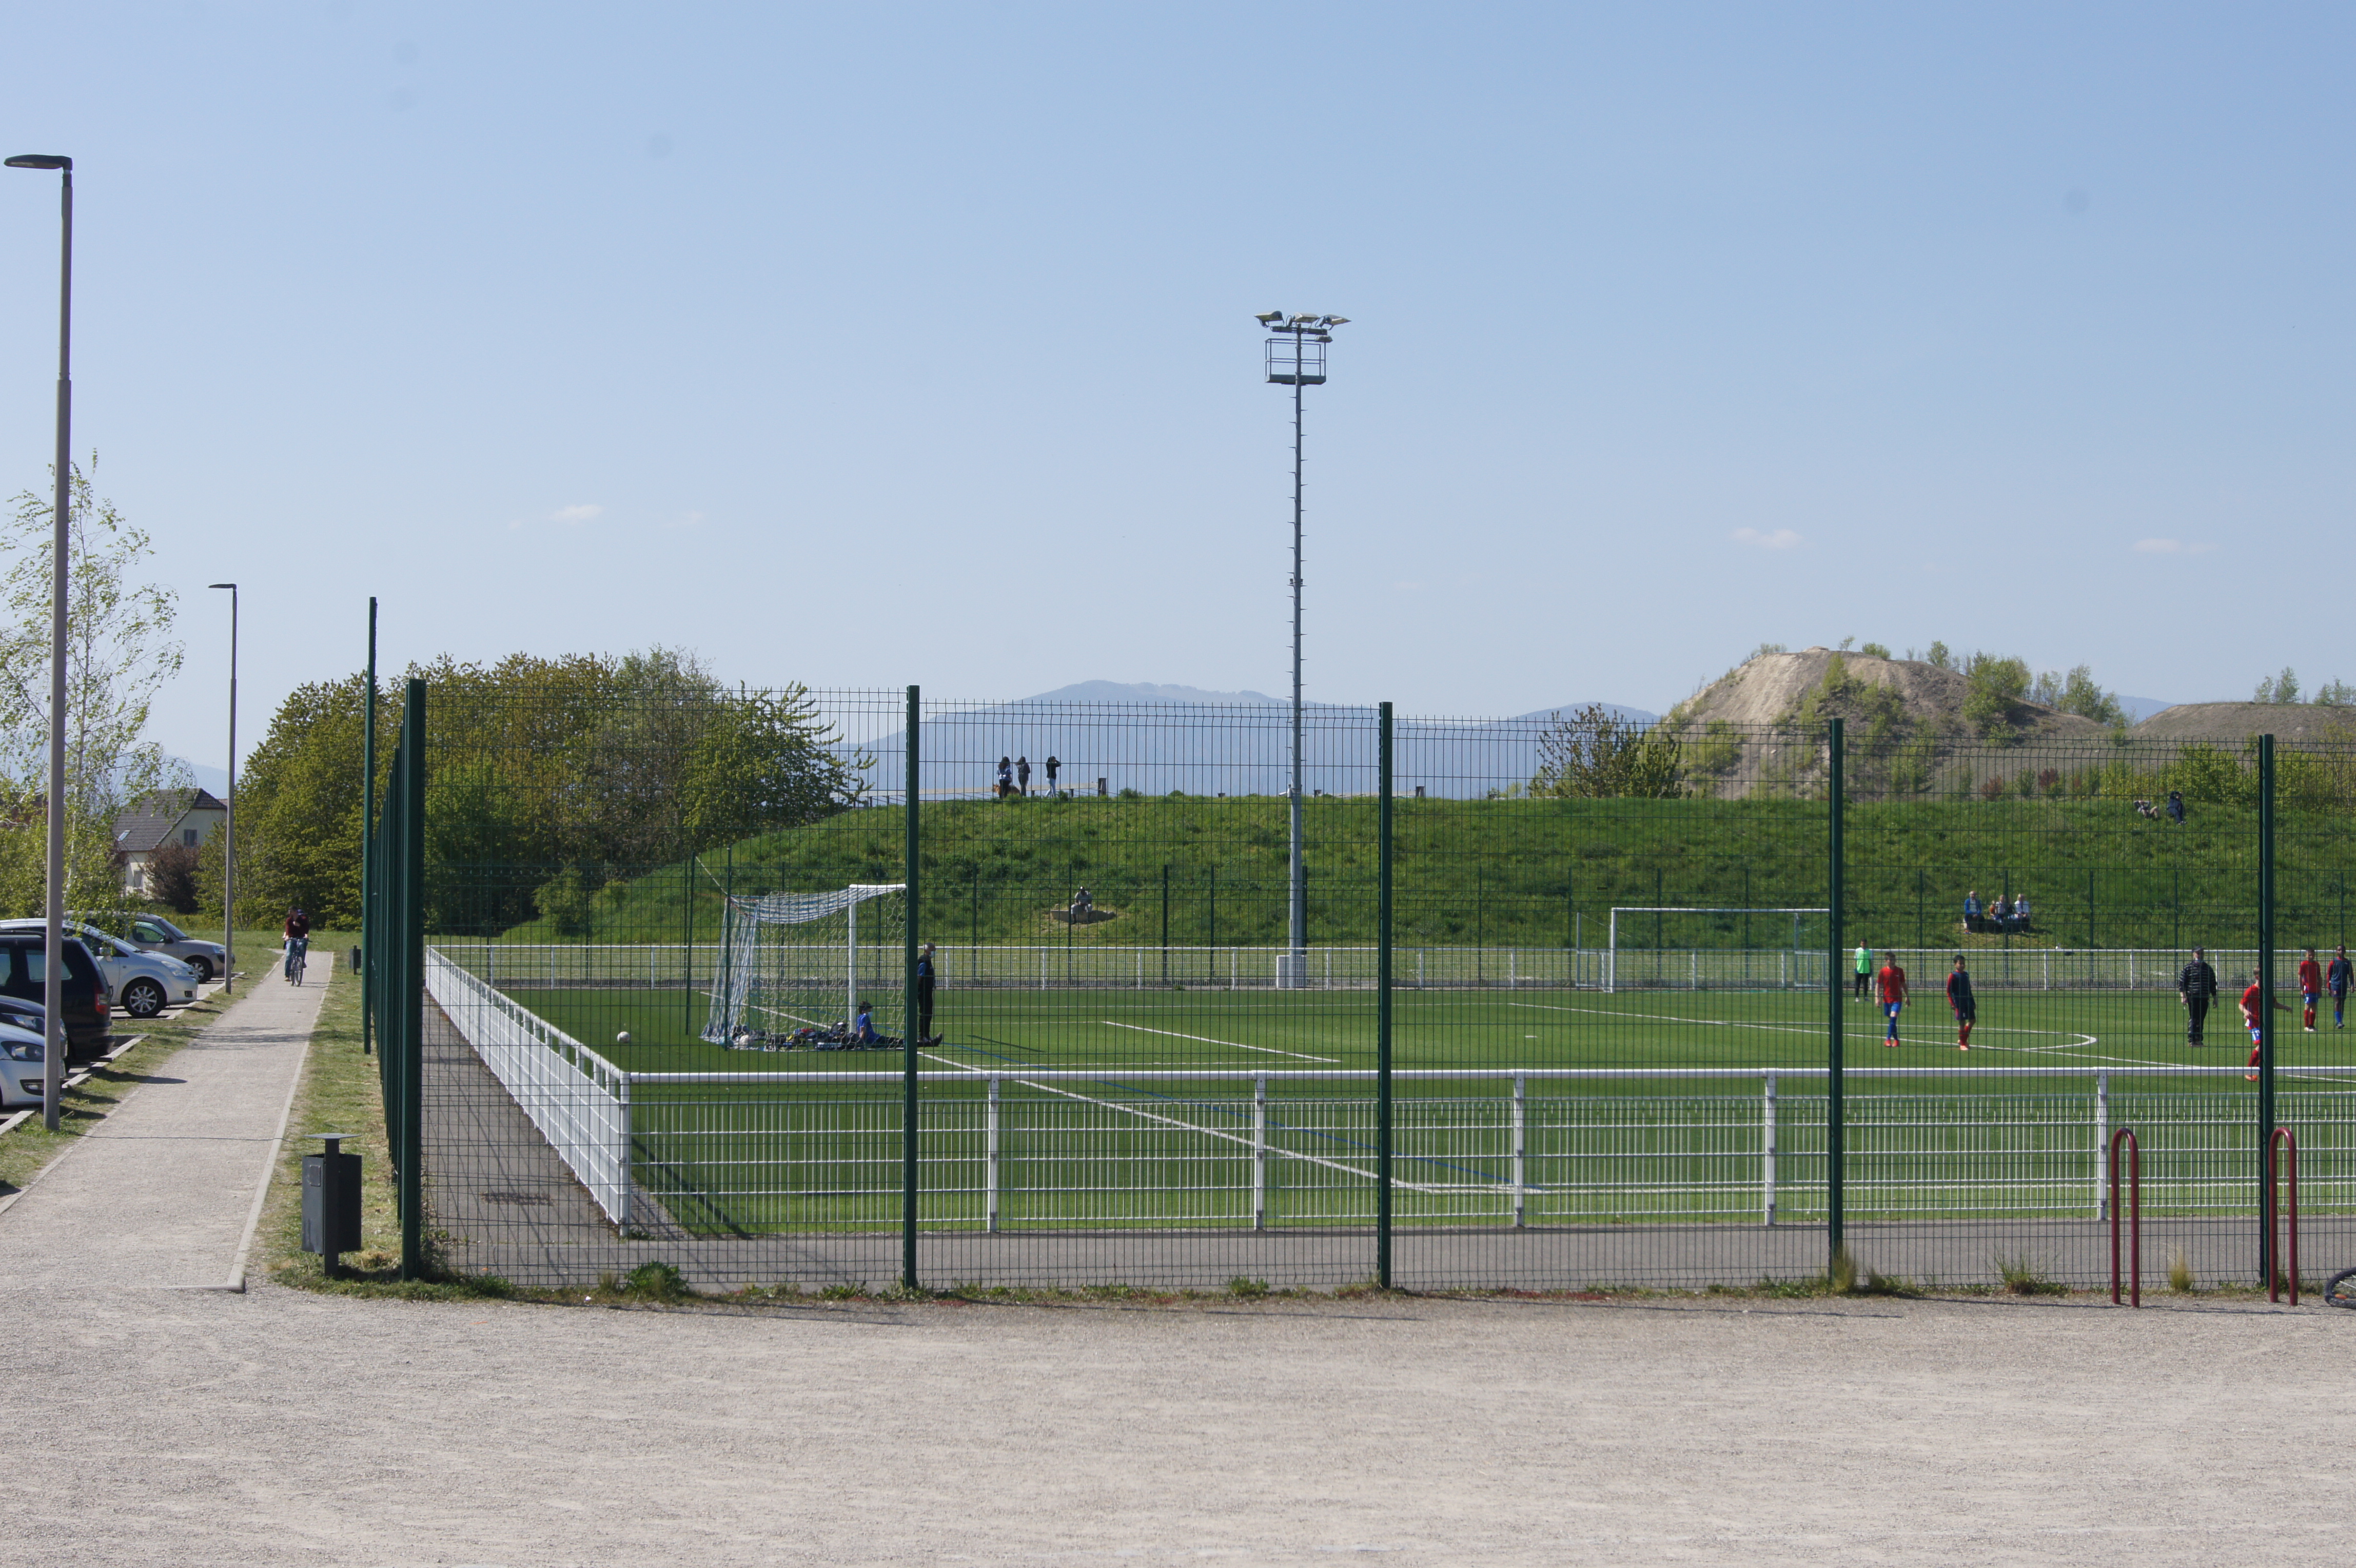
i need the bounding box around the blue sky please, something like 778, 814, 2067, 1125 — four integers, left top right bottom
0, 3, 2347, 771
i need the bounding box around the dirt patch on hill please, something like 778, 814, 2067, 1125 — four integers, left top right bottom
1659, 648, 2113, 797
2132, 701, 2356, 746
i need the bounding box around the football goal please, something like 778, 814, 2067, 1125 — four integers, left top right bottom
701, 883, 908, 1045
1604, 906, 1831, 993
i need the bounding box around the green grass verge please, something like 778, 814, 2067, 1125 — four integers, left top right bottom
0, 987, 241, 1199
259, 959, 513, 1301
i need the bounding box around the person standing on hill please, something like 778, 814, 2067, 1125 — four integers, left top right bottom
2299, 947, 2324, 1033
1044, 754, 1061, 797
1016, 756, 1032, 795
1946, 954, 1976, 1051
1877, 955, 1909, 1047
2178, 946, 2220, 1045
1853, 944, 1872, 999
996, 756, 1014, 799
2329, 945, 2353, 1030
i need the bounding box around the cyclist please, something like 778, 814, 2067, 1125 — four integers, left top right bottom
282, 906, 311, 985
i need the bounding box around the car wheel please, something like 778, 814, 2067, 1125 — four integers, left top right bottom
186, 957, 213, 982
122, 978, 167, 1019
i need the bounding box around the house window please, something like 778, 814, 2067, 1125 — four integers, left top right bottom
183, 829, 199, 846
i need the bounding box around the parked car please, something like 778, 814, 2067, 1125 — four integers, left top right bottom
0, 1016, 47, 1111
0, 934, 109, 1062
0, 920, 198, 1020
85, 911, 227, 983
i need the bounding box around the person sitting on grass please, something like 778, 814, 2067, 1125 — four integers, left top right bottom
1947, 955, 1976, 1051
1962, 890, 1982, 933
2010, 893, 2032, 934
854, 1000, 886, 1047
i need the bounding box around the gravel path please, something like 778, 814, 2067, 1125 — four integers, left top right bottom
0, 1282, 2345, 1566
3, 967, 2349, 1566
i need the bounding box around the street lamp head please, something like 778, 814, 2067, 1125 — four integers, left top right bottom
5, 154, 72, 171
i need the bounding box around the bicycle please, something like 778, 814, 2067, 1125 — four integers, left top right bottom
283, 937, 307, 986
2327, 1266, 2356, 1310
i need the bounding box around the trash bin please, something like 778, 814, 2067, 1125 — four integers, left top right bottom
302, 1134, 362, 1269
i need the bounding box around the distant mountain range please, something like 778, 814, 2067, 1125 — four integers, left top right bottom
854, 681, 1656, 800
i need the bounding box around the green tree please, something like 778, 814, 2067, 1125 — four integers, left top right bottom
1962, 653, 2031, 740
2255, 667, 2301, 703
1530, 704, 1684, 798
0, 457, 185, 916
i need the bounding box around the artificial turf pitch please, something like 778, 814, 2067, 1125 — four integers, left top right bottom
493, 984, 2356, 1237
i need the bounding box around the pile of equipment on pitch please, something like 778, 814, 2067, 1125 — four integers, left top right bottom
725, 1024, 901, 1052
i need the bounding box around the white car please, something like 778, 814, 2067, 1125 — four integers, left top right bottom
0, 1017, 47, 1109
0, 920, 199, 1021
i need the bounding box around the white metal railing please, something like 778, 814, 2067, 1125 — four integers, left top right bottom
617, 1067, 2356, 1230
425, 949, 634, 1226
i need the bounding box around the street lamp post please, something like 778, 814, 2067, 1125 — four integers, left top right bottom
8, 152, 73, 1130
209, 584, 238, 991
1257, 311, 1346, 989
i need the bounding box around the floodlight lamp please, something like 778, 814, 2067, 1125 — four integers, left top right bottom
1322, 316, 1348, 327
1254, 311, 1283, 324
5, 154, 71, 171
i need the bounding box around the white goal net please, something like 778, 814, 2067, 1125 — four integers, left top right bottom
701, 883, 908, 1045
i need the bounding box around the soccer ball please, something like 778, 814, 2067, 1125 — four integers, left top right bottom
615, 1030, 632, 1046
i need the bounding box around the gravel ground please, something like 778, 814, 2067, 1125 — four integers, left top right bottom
0, 1282, 2347, 1567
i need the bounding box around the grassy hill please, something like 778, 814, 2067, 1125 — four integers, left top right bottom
475, 787, 2355, 954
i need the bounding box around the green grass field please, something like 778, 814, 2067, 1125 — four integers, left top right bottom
483, 979, 2356, 1239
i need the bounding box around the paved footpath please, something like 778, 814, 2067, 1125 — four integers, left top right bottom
0, 965, 325, 1290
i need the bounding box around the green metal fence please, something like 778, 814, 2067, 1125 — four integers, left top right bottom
360, 678, 2356, 1291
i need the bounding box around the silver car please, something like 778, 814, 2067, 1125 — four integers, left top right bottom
0, 1017, 47, 1110
90, 912, 228, 984
0, 920, 199, 1020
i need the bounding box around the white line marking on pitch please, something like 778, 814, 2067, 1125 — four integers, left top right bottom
1099, 1020, 1338, 1062
1505, 1000, 2104, 1054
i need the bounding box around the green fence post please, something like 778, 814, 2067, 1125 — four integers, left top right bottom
398, 678, 426, 1281
2258, 732, 2276, 1287
1826, 717, 1845, 1272
902, 685, 921, 1293
1376, 702, 1394, 1289
361, 597, 376, 1056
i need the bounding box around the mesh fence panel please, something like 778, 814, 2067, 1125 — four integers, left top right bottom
380, 686, 2356, 1292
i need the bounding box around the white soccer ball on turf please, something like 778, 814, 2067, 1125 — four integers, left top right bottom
616, 1030, 632, 1046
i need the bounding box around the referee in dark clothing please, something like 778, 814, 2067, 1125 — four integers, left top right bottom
915, 942, 938, 1043
2178, 946, 2220, 1044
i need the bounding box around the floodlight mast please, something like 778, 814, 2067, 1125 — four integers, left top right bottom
1260, 312, 1345, 987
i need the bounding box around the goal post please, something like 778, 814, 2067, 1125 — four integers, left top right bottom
702, 882, 908, 1044
1604, 906, 1831, 993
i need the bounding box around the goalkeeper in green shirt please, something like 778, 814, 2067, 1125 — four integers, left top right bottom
1853, 944, 1872, 999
